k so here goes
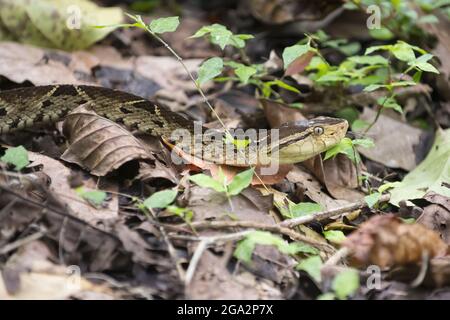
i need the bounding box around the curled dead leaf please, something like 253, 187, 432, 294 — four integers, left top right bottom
61, 104, 153, 176
303, 154, 364, 201
344, 214, 448, 269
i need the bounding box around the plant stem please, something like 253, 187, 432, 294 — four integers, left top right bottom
142, 24, 231, 136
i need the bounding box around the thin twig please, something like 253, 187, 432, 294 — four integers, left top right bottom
324, 247, 351, 267
184, 230, 252, 285
136, 17, 271, 194
280, 194, 391, 228
147, 208, 186, 282
0, 229, 46, 255
180, 220, 336, 253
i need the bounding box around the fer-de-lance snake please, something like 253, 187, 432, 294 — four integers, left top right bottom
0, 85, 348, 166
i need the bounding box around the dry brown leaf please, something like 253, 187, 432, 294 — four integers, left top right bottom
303, 154, 364, 201
356, 107, 433, 171
422, 11, 450, 101
285, 166, 347, 210
344, 214, 448, 269
248, 0, 344, 25
417, 192, 450, 245
260, 99, 306, 128
28, 152, 119, 226
187, 186, 274, 224
0, 241, 116, 300
137, 160, 179, 184
134, 56, 206, 108
186, 250, 283, 299
61, 104, 153, 176
0, 42, 83, 85
285, 51, 315, 76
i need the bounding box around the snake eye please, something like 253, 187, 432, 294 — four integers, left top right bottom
313, 126, 324, 135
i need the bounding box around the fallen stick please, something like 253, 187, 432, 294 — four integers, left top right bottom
280, 194, 391, 228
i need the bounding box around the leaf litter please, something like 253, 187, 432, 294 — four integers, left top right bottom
0, 0, 450, 300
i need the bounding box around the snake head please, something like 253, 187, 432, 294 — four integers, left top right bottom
264, 117, 349, 164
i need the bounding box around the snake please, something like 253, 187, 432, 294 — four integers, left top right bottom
0, 85, 348, 166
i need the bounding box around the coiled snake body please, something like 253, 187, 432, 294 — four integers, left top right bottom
0, 85, 348, 166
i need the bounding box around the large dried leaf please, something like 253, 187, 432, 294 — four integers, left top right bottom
417, 192, 450, 245
0, 241, 115, 300
344, 214, 448, 269
187, 186, 274, 224
389, 128, 450, 205
355, 107, 433, 171
0, 42, 82, 85
28, 152, 119, 225
186, 250, 283, 299
422, 11, 450, 101
286, 166, 347, 210
303, 154, 364, 201
260, 99, 306, 128
61, 104, 153, 176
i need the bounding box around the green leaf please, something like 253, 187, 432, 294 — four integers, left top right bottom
407, 54, 439, 74
76, 187, 107, 206
364, 84, 386, 92
288, 202, 323, 217
348, 55, 388, 66
282, 44, 311, 69
364, 192, 381, 208
391, 41, 416, 62
336, 107, 359, 124
197, 57, 223, 85
234, 237, 256, 263
352, 138, 375, 148
167, 205, 194, 223
287, 243, 319, 255
389, 128, 450, 205
234, 65, 257, 84
365, 45, 390, 55
418, 14, 439, 24
1, 146, 29, 171
415, 61, 439, 73
234, 231, 311, 263
271, 80, 301, 93
189, 173, 226, 193
324, 137, 360, 163
369, 27, 394, 40
227, 168, 254, 196
351, 119, 369, 131
332, 269, 360, 300
317, 73, 349, 83
378, 181, 400, 193
191, 24, 246, 50
379, 96, 403, 114
323, 230, 346, 244
143, 189, 178, 209
193, 24, 231, 48
229, 34, 254, 49
296, 256, 323, 282
148, 16, 179, 34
